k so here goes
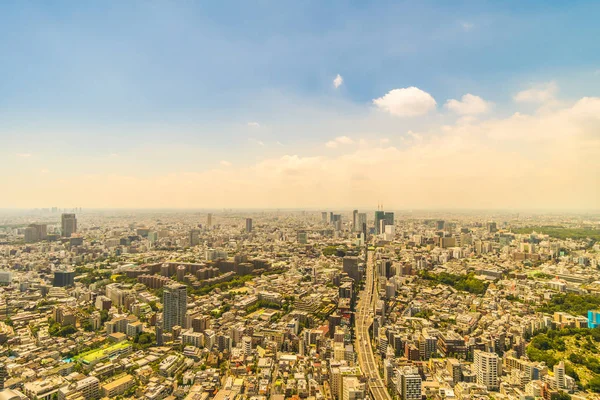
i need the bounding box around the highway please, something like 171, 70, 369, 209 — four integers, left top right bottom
354, 249, 392, 400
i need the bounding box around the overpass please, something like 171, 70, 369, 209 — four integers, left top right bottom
354, 250, 392, 400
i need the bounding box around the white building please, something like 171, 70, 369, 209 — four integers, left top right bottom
474, 350, 499, 391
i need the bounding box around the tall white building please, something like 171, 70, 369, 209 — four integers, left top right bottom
474, 350, 499, 390
554, 361, 567, 391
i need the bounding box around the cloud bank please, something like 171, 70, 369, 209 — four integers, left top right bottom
9, 91, 598, 210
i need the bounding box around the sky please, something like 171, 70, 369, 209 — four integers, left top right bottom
1, 0, 600, 210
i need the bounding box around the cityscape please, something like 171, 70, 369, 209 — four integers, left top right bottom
0, 209, 599, 400
2, 1, 600, 400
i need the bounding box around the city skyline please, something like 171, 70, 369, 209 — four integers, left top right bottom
1, 1, 599, 210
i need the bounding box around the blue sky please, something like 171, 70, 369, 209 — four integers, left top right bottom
1, 1, 600, 209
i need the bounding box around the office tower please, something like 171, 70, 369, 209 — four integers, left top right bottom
342, 256, 360, 283
487, 222, 498, 233
384, 212, 394, 227
26, 223, 47, 243
321, 212, 328, 223
374, 210, 385, 234
189, 229, 201, 247
207, 213, 213, 229
329, 212, 334, 224
357, 213, 367, 235
352, 210, 358, 231
53, 270, 75, 287
61, 213, 77, 237
245, 218, 253, 233
333, 215, 342, 231
436, 220, 445, 230
474, 350, 499, 390
163, 283, 187, 332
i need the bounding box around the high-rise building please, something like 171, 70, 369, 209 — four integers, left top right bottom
384, 212, 394, 227
487, 222, 498, 233
332, 214, 342, 231
24, 223, 48, 243
163, 284, 187, 332
397, 367, 422, 400
436, 220, 445, 230
352, 210, 358, 231
189, 229, 201, 247
61, 213, 77, 237
375, 211, 385, 234
474, 350, 499, 390
357, 213, 367, 235
53, 270, 75, 287
554, 361, 567, 391
245, 218, 253, 233
321, 212, 328, 223
343, 256, 360, 283
207, 213, 213, 229
0, 363, 6, 389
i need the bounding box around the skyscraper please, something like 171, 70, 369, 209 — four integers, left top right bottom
207, 213, 213, 229
474, 350, 499, 390
321, 212, 328, 223
374, 211, 385, 235
245, 218, 253, 233
358, 213, 367, 236
352, 210, 358, 231
163, 283, 187, 332
61, 213, 77, 237
384, 212, 394, 227
189, 229, 201, 247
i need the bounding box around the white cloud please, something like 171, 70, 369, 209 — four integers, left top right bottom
109, 153, 119, 158
220, 160, 232, 167
326, 136, 354, 148
462, 22, 474, 31
247, 122, 260, 128
445, 94, 491, 115
514, 82, 558, 103
333, 74, 343, 88
373, 87, 437, 117
16, 153, 32, 158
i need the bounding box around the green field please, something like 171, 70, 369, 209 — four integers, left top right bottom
75, 341, 132, 364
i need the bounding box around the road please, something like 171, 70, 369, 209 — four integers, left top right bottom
354, 249, 392, 400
